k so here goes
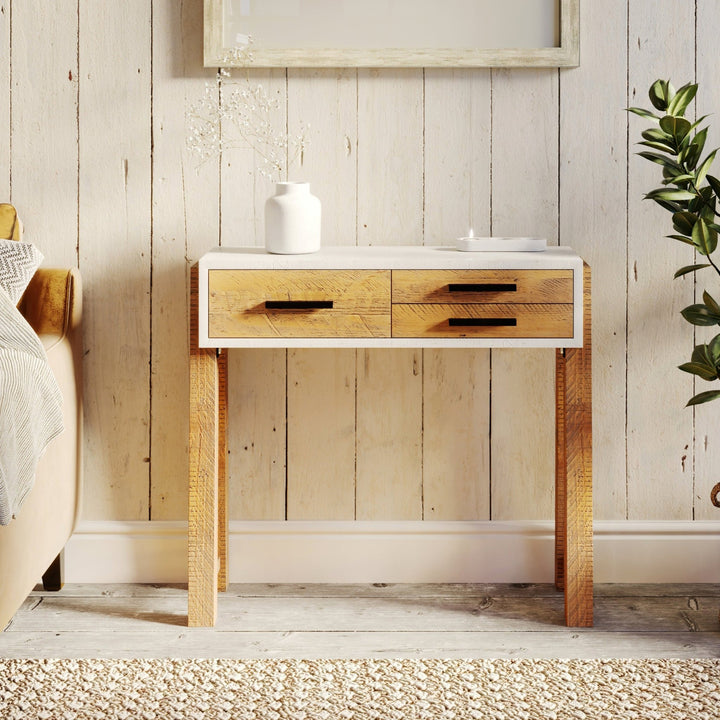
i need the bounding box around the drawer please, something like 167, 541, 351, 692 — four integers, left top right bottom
392, 269, 574, 304
392, 303, 574, 339
208, 269, 391, 338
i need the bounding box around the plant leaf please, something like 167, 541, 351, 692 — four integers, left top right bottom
642, 127, 674, 143
680, 142, 702, 169
692, 343, 715, 366
703, 291, 720, 316
692, 217, 718, 255
689, 115, 710, 131
667, 83, 698, 116
672, 211, 698, 235
637, 151, 683, 170
645, 188, 696, 202
696, 149, 718, 185
691, 127, 709, 156
664, 173, 695, 186
707, 174, 720, 197
649, 79, 671, 111
660, 115, 692, 140
678, 361, 718, 381
687, 390, 720, 406
639, 140, 678, 154
708, 334, 720, 363
667, 234, 695, 245
627, 106, 661, 122
655, 199, 683, 213
682, 303, 720, 325
673, 264, 710, 278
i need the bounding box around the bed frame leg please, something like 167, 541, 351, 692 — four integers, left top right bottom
42, 552, 64, 591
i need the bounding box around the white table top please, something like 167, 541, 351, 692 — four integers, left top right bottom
200, 245, 583, 272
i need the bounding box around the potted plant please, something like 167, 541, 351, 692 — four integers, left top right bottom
628, 79, 720, 506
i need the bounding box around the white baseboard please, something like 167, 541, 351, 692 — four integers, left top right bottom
63, 520, 720, 584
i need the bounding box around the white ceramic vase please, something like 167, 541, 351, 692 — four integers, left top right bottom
265, 182, 321, 254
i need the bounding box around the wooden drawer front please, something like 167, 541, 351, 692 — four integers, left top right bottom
208, 269, 391, 338
392, 303, 574, 338
392, 269, 574, 304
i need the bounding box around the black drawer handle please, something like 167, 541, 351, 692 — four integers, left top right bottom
449, 318, 517, 327
448, 283, 517, 293
265, 300, 334, 310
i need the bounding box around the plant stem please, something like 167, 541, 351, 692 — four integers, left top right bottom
686, 179, 720, 279
704, 251, 720, 279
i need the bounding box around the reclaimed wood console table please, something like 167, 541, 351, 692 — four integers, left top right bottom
189, 246, 592, 628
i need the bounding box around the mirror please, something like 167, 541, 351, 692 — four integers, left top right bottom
204, 0, 579, 68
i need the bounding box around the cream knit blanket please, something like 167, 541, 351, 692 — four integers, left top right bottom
0, 287, 63, 525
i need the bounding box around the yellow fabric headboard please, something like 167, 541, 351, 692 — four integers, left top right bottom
0, 204, 23, 241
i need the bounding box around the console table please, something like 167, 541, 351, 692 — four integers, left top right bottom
189, 246, 592, 628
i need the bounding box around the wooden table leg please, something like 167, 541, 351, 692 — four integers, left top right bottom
555, 348, 567, 593
188, 266, 220, 627
555, 262, 593, 627
217, 348, 228, 592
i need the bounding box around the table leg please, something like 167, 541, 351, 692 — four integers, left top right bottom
555, 262, 593, 627
555, 349, 567, 593
217, 349, 228, 592
188, 266, 220, 627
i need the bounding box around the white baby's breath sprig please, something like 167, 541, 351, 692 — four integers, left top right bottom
186, 36, 309, 183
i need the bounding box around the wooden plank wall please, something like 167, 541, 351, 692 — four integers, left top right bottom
3, 0, 720, 527
0, 1, 9, 202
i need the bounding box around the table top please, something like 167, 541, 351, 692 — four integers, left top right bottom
199, 245, 584, 272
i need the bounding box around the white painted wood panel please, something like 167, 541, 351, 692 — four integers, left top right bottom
287, 69, 357, 246
423, 69, 492, 244
490, 69, 559, 520
357, 69, 424, 247
356, 349, 423, 520
559, 0, 628, 519
219, 69, 286, 247
285, 69, 358, 521
228, 349, 286, 520
11, 0, 78, 267
626, 0, 696, 520
220, 68, 288, 521
423, 69, 492, 520
78, 0, 152, 519
3, 1, 719, 547
287, 349, 356, 519
150, 0, 220, 519
692, 1, 720, 522
422, 349, 490, 520
0, 1, 9, 198
356, 70, 424, 520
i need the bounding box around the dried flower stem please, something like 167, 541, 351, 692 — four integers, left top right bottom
186, 40, 308, 183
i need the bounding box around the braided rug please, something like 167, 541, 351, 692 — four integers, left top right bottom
1, 658, 719, 719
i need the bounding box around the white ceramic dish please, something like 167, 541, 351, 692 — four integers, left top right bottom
455, 237, 547, 252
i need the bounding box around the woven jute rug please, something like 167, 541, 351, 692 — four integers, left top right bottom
1, 658, 719, 719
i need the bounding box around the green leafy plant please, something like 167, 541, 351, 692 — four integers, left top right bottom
629, 79, 720, 406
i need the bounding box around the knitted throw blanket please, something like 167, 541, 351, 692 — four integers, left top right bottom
0, 288, 63, 525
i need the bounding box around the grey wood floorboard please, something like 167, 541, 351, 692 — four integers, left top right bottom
25, 582, 720, 598
1, 584, 718, 659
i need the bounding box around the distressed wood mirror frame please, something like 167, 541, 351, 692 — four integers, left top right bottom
204, 0, 579, 68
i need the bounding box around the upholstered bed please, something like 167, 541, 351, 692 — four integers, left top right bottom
0, 205, 82, 630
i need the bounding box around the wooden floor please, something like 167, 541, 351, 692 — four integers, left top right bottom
1, 584, 719, 659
